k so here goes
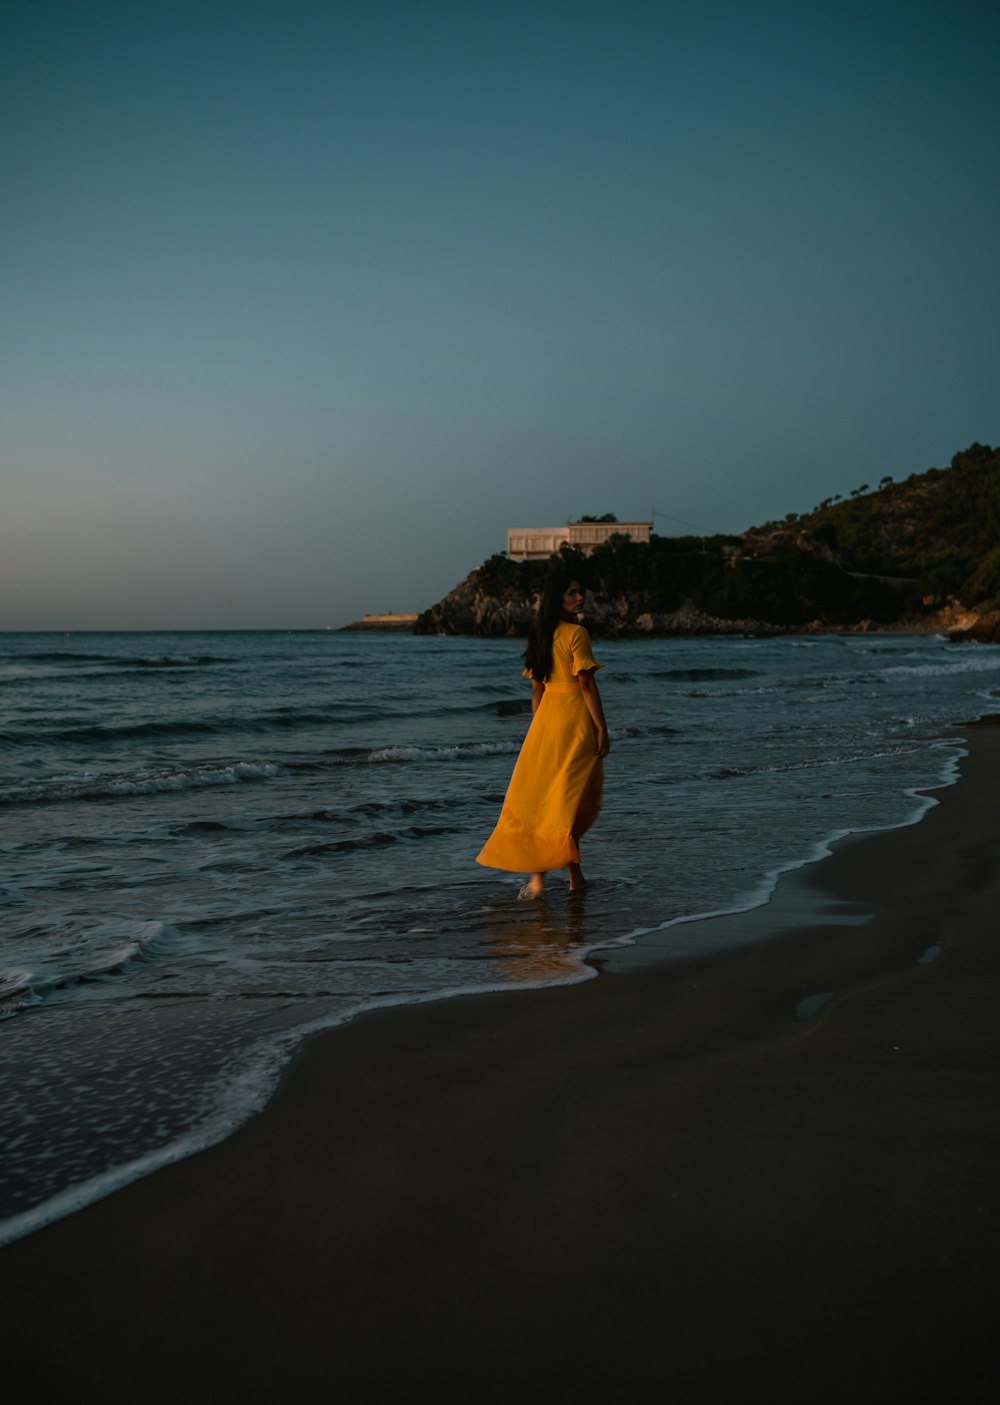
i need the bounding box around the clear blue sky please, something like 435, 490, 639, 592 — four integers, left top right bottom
3, 0, 998, 629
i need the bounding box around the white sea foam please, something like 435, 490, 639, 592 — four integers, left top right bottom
594, 739, 964, 961
0, 967, 599, 1252
2, 922, 186, 1015
714, 744, 923, 779
94, 920, 181, 973
0, 761, 282, 805
367, 742, 520, 763
878, 655, 1000, 678
0, 969, 42, 1018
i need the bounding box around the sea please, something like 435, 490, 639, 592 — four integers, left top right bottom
2, 627, 999, 1246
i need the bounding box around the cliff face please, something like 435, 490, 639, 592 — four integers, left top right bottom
415, 575, 802, 639
413, 570, 536, 636
952, 610, 1000, 643
414, 444, 1000, 638
414, 584, 964, 639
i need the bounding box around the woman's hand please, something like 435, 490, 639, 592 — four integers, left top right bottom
578, 669, 610, 756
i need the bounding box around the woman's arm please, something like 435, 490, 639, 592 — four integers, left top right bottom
578, 670, 610, 757
531, 679, 545, 715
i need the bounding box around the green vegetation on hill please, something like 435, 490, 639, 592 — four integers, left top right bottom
477, 534, 900, 628
746, 442, 1000, 610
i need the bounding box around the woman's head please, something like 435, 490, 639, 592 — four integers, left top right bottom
539, 568, 585, 629
524, 567, 587, 681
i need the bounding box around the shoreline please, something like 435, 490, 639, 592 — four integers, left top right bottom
3, 724, 1000, 1400
0, 734, 963, 1253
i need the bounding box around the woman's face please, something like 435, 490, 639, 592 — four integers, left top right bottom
561, 580, 585, 617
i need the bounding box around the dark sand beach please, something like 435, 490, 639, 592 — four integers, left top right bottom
4, 724, 1000, 1403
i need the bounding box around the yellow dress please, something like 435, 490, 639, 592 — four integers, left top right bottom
476, 622, 604, 874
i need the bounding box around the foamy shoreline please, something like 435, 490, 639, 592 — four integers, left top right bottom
0, 723, 970, 1251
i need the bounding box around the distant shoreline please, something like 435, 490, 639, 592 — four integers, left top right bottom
0, 618, 985, 640
408, 615, 969, 642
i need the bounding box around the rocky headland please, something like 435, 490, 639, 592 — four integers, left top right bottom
414, 444, 1000, 642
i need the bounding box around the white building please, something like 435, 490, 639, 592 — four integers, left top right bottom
506, 520, 652, 561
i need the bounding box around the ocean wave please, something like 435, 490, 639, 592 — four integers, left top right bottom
271, 795, 465, 827
4, 715, 237, 745
295, 748, 376, 767
712, 744, 923, 779
608, 723, 678, 738
6, 706, 364, 746
0, 760, 282, 806
112, 655, 224, 668
170, 819, 243, 835
651, 668, 763, 682
351, 794, 464, 816
878, 655, 1000, 679
20, 651, 226, 667
283, 823, 461, 858
0, 921, 182, 1018
471, 698, 532, 716
0, 969, 42, 1016
366, 741, 520, 763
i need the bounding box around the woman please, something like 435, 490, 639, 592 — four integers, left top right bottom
476, 569, 610, 898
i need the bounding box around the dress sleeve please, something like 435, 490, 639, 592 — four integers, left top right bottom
570, 626, 603, 676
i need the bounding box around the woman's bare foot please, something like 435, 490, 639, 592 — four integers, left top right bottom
518, 873, 546, 900
567, 862, 586, 893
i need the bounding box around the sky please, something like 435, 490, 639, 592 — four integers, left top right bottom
2, 0, 998, 630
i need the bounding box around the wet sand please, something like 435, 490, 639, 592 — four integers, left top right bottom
3, 725, 1000, 1403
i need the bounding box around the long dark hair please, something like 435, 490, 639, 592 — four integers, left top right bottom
523, 568, 582, 682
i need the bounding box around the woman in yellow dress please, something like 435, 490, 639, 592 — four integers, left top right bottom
476, 570, 610, 898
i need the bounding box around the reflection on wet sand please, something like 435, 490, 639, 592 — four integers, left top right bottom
486, 891, 593, 984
